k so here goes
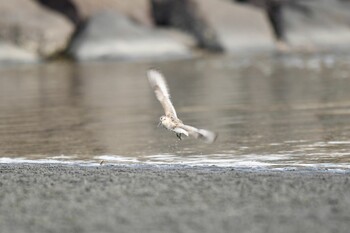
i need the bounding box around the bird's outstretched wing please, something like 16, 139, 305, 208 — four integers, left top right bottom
147, 69, 178, 118
180, 124, 217, 144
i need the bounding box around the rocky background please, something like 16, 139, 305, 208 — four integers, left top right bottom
1, 0, 350, 63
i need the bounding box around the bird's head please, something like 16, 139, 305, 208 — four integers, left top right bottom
158, 115, 167, 127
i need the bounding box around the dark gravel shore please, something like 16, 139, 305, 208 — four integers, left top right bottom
0, 164, 349, 233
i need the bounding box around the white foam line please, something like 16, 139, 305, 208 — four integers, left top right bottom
293, 163, 350, 169
0, 157, 99, 166
327, 141, 350, 145
1, 155, 350, 171
95, 155, 139, 163
80, 154, 277, 168
47, 155, 78, 159
283, 140, 309, 144
94, 154, 350, 170
269, 143, 282, 146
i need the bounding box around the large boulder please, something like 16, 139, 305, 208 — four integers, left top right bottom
68, 11, 192, 61
151, 0, 276, 52
280, 0, 350, 50
37, 0, 152, 26
0, 0, 74, 58
36, 0, 81, 25
71, 0, 152, 26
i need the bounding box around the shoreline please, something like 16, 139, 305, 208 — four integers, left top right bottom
1, 163, 349, 233
1, 158, 350, 173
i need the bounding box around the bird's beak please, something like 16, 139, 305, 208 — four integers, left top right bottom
157, 121, 162, 127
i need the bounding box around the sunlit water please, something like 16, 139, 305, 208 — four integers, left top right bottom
1, 54, 350, 171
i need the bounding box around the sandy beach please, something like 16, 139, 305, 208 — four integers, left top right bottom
0, 164, 349, 233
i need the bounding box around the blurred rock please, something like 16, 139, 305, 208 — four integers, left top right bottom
151, 0, 275, 52
70, 0, 152, 26
0, 0, 74, 58
68, 11, 192, 61
0, 41, 39, 63
280, 0, 350, 50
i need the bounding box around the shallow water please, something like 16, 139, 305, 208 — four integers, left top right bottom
1, 54, 350, 170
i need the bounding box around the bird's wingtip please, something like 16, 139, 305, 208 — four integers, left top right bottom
147, 68, 161, 78
147, 69, 161, 83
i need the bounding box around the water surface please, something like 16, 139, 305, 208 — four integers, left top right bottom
1, 54, 350, 170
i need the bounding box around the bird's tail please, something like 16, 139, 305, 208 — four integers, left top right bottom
181, 125, 217, 144
197, 129, 218, 144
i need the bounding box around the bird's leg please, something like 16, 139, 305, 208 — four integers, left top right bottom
176, 133, 182, 140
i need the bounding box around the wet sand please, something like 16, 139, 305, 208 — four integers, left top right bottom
0, 164, 349, 233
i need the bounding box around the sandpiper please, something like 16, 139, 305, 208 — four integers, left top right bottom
147, 69, 217, 143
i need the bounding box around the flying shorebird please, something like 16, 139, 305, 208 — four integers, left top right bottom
147, 69, 217, 143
